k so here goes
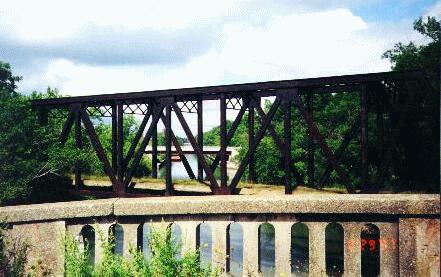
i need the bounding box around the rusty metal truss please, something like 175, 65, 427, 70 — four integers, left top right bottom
31, 70, 433, 197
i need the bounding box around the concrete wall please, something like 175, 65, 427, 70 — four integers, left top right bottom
0, 194, 439, 277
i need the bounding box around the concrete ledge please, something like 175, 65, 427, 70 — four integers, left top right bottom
0, 198, 116, 223
114, 194, 440, 216
0, 194, 439, 223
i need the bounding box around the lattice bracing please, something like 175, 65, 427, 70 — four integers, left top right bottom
226, 97, 243, 110
86, 105, 112, 117
48, 108, 69, 119
123, 103, 149, 115
176, 100, 198, 113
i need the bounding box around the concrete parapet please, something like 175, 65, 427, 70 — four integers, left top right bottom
0, 194, 438, 277
9, 220, 65, 276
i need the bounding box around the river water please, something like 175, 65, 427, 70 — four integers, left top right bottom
157, 154, 201, 180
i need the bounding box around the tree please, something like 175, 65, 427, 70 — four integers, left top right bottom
0, 61, 152, 205
381, 16, 440, 192
0, 61, 22, 95
0, 63, 49, 204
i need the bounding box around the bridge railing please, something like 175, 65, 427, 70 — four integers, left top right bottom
1, 194, 439, 276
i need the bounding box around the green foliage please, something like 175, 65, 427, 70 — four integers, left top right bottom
148, 224, 180, 276
158, 131, 187, 146
64, 223, 217, 277
383, 16, 439, 88
0, 61, 22, 94
64, 231, 94, 277
203, 119, 247, 147
381, 16, 440, 192
0, 62, 153, 205
0, 81, 55, 205
85, 116, 152, 177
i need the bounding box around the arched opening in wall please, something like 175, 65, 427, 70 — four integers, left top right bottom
171, 223, 182, 259
227, 222, 243, 276
138, 223, 152, 258
361, 224, 380, 277
325, 222, 344, 277
109, 224, 124, 256
291, 222, 309, 275
196, 223, 212, 266
80, 225, 95, 266
258, 223, 275, 276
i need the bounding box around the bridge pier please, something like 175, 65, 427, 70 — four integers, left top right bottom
342, 222, 362, 276
306, 221, 327, 276
211, 220, 230, 273
272, 220, 292, 276
377, 221, 399, 275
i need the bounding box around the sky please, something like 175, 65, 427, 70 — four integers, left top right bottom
1, 0, 440, 134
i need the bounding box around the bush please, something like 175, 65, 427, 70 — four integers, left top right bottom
27, 173, 73, 204
64, 223, 218, 277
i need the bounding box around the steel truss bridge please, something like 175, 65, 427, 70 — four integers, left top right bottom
31, 70, 433, 197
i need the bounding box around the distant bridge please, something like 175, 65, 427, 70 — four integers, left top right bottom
145, 145, 239, 157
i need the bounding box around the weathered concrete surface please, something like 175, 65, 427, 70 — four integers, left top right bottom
0, 195, 438, 223
114, 194, 440, 217
376, 222, 399, 276
8, 220, 65, 276
306, 221, 327, 277
399, 218, 440, 277
114, 194, 440, 216
0, 194, 439, 277
0, 198, 116, 223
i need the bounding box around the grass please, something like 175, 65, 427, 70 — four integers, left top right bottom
64, 222, 219, 277
78, 173, 350, 196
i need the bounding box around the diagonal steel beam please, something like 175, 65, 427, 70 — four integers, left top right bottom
79, 109, 118, 188
172, 102, 219, 192
59, 109, 76, 144
254, 101, 304, 184
229, 97, 282, 192
159, 113, 196, 180
208, 100, 248, 174
316, 113, 360, 188
124, 104, 164, 188
291, 91, 355, 193
124, 105, 153, 168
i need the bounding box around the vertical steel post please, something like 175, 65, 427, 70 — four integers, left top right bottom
361, 83, 368, 191
220, 94, 228, 192
74, 109, 82, 189
248, 99, 256, 183
376, 87, 384, 166
283, 96, 292, 194
152, 107, 158, 178
307, 93, 315, 187
116, 101, 125, 194
165, 105, 173, 195
111, 104, 118, 171
197, 99, 204, 181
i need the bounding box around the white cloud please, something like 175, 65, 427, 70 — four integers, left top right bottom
0, 0, 428, 135
26, 7, 408, 96
425, 1, 441, 17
